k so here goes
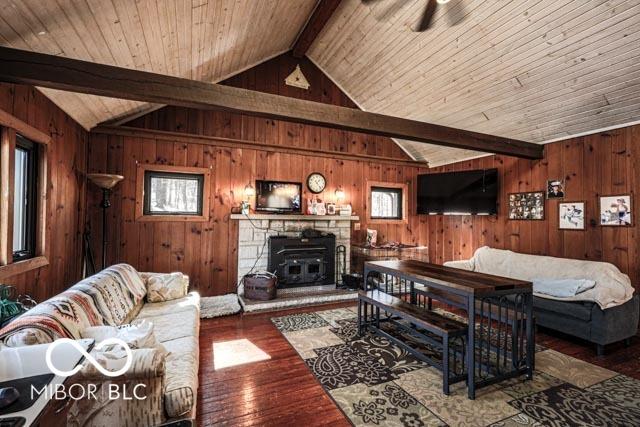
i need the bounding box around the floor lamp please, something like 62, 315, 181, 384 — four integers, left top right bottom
87, 173, 124, 270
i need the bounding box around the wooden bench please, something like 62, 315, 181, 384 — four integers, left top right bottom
358, 289, 467, 394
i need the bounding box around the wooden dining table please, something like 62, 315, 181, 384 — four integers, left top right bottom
363, 259, 535, 399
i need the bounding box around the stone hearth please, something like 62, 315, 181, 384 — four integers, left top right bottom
230, 214, 359, 296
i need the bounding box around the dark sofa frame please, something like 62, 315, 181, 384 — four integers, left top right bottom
533, 293, 639, 355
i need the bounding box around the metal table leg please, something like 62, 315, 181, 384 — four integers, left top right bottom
467, 294, 476, 400
525, 292, 534, 379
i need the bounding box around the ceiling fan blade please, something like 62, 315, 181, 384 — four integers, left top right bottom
416, 0, 438, 31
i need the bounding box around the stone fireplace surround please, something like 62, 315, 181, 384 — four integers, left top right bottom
230, 214, 359, 296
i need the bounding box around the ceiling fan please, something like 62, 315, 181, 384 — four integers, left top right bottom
363, 0, 454, 32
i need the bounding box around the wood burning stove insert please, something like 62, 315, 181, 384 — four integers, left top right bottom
268, 234, 336, 288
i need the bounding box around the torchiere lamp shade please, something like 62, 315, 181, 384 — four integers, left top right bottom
87, 173, 124, 189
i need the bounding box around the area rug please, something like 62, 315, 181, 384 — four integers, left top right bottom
271, 307, 640, 427
200, 294, 241, 318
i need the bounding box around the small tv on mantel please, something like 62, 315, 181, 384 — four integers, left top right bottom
417, 169, 498, 215
255, 180, 302, 214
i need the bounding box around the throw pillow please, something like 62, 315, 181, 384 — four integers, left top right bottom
146, 272, 188, 303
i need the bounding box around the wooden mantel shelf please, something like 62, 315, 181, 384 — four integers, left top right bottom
230, 214, 359, 221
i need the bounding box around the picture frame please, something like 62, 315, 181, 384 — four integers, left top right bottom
599, 195, 632, 226
508, 191, 545, 220
547, 179, 565, 199
559, 201, 585, 230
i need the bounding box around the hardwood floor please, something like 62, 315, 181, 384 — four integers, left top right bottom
197, 302, 640, 426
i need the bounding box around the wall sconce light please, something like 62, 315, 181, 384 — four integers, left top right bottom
244, 184, 256, 198
241, 184, 255, 215
335, 187, 345, 202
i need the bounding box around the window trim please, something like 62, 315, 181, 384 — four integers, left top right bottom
0, 108, 50, 280
135, 163, 211, 222
366, 181, 409, 225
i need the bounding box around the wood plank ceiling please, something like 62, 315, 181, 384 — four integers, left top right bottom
307, 0, 640, 166
0, 0, 317, 129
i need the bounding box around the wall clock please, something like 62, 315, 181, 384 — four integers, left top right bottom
307, 172, 326, 194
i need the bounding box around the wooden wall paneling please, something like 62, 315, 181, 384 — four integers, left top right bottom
583, 132, 603, 262
545, 142, 563, 257
419, 125, 640, 291
121, 137, 142, 269
124, 54, 415, 162
0, 83, 87, 300
599, 132, 616, 270
609, 129, 630, 275
630, 125, 640, 285
137, 138, 157, 271
529, 155, 548, 255
87, 133, 108, 271
212, 148, 231, 293
562, 136, 585, 259
106, 135, 124, 266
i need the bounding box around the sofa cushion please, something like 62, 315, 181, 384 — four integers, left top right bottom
162, 336, 199, 418
136, 292, 200, 319
533, 296, 593, 322
138, 311, 199, 343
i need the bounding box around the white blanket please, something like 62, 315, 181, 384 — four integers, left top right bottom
444, 247, 635, 309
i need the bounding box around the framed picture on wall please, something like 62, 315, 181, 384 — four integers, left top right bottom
547, 179, 565, 199
508, 191, 545, 220
599, 195, 632, 226
559, 202, 585, 230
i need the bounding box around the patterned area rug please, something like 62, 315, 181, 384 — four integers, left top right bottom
271, 307, 640, 427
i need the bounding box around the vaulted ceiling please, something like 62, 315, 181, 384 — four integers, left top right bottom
308, 0, 640, 165
0, 0, 317, 129
1, 0, 639, 166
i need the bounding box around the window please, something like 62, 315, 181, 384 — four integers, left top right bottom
13, 135, 38, 261
136, 164, 211, 222
0, 110, 50, 279
366, 181, 408, 224
371, 187, 403, 219
143, 171, 204, 216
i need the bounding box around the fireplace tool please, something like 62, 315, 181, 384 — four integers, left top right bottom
335, 245, 346, 287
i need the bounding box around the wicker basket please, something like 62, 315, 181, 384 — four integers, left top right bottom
243, 273, 277, 301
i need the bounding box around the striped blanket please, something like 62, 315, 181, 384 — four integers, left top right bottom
0, 264, 147, 346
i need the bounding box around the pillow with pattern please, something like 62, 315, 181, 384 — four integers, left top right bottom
146, 272, 188, 303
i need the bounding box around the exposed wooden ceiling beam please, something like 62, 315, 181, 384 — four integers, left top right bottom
0, 46, 543, 159
292, 0, 343, 58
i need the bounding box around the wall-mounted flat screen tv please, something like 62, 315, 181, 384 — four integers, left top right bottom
255, 180, 302, 213
417, 169, 498, 215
